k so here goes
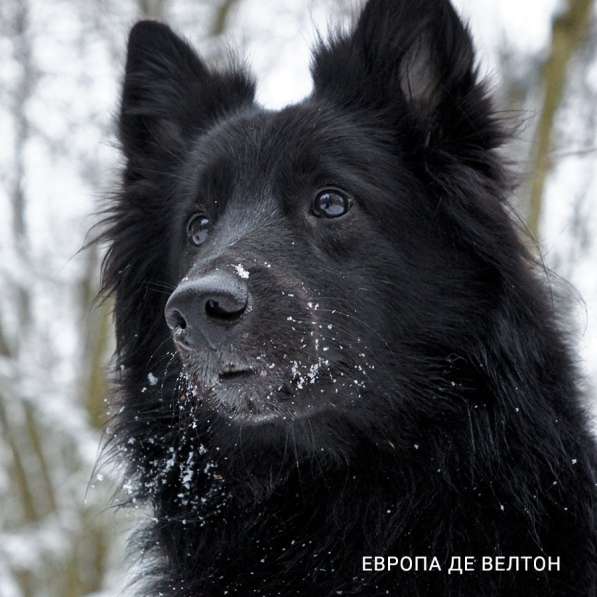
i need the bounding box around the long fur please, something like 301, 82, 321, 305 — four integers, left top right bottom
97, 1, 597, 595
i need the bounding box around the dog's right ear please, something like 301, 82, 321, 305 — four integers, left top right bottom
120, 21, 254, 170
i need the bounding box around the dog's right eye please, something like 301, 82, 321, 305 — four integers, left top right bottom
186, 214, 210, 247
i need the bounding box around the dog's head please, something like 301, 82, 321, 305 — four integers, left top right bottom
102, 0, 514, 458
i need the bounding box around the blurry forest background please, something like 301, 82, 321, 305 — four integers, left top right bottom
1, 0, 596, 595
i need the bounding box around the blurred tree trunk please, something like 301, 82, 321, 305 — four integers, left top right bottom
11, 0, 33, 336
80, 244, 112, 431
212, 0, 239, 36
2, 3, 45, 596
527, 0, 593, 237
139, 0, 166, 19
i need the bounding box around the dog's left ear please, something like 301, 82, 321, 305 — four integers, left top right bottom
312, 0, 502, 153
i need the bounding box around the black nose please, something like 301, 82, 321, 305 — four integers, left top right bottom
164, 270, 249, 350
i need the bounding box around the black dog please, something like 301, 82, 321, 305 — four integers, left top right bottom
99, 0, 597, 594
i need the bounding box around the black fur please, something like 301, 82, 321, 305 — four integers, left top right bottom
98, 1, 597, 595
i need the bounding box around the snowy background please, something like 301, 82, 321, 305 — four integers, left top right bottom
1, 0, 596, 595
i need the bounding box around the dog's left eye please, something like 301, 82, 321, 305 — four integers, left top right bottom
312, 189, 352, 219
186, 214, 210, 246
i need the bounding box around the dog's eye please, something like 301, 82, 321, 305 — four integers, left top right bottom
312, 189, 351, 219
186, 214, 210, 246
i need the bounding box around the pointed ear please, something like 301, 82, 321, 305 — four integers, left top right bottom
312, 0, 502, 154
120, 21, 255, 168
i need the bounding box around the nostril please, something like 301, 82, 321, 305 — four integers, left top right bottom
166, 308, 187, 331
172, 309, 187, 330
205, 298, 245, 322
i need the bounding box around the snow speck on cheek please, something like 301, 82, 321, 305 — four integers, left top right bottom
233, 264, 250, 279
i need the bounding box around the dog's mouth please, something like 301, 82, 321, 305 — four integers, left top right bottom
178, 350, 348, 425
218, 367, 255, 383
